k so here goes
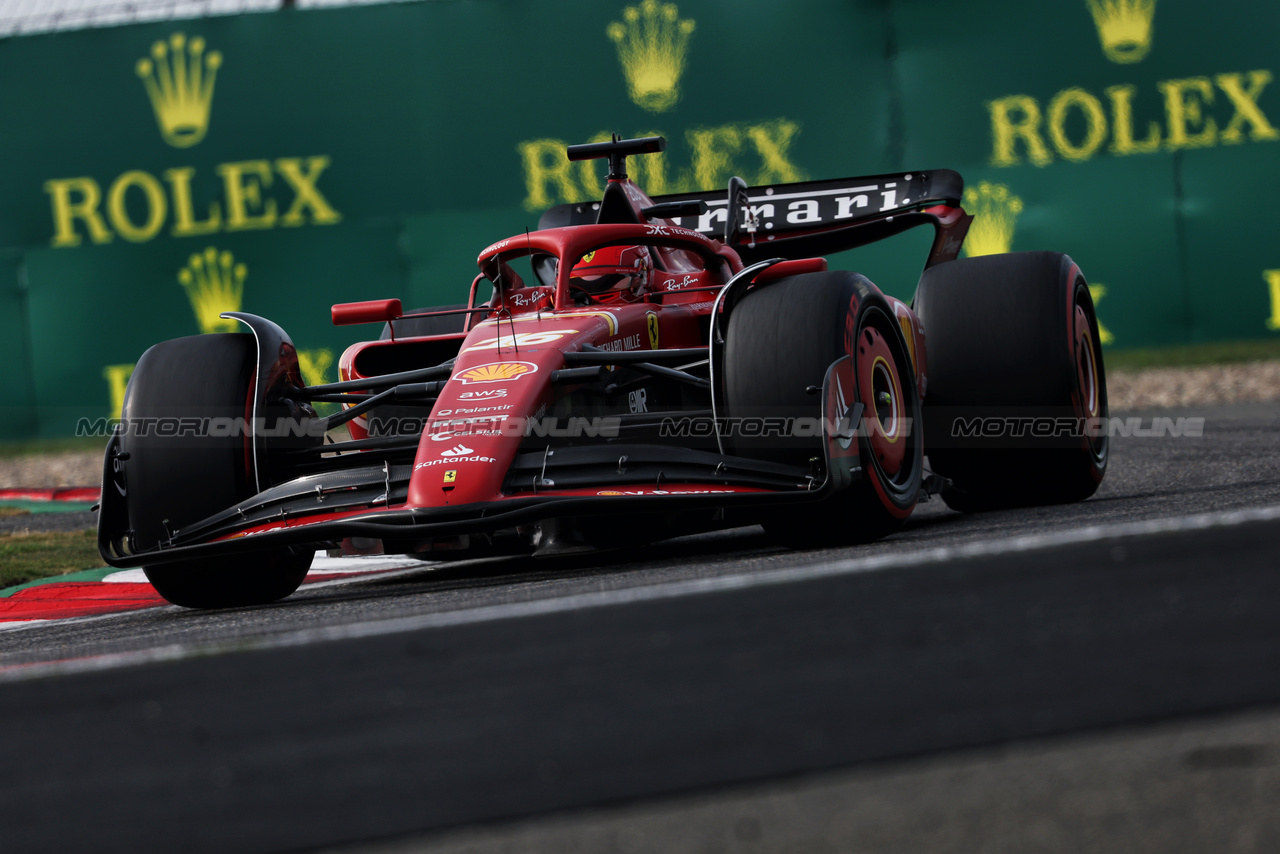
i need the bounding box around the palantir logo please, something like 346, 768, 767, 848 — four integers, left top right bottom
136, 32, 221, 148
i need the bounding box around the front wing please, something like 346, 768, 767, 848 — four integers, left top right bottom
97, 358, 866, 568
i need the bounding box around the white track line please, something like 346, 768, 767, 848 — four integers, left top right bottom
0, 558, 432, 635
97, 555, 430, 584
3, 505, 1279, 681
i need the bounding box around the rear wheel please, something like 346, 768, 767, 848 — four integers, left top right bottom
914, 251, 1107, 511
724, 271, 923, 545
119, 333, 313, 608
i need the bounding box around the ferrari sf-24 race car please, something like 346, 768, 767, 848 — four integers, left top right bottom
98, 135, 1108, 608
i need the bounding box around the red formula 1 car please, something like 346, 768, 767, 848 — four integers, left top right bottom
98, 135, 1108, 608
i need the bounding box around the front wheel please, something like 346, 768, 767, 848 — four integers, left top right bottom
115, 333, 314, 608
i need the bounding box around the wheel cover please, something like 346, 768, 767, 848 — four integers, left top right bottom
1074, 304, 1100, 420
855, 325, 906, 476
1073, 296, 1108, 469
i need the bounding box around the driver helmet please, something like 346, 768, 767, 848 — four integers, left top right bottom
570, 245, 651, 294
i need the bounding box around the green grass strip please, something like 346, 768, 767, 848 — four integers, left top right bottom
0, 566, 120, 599
0, 500, 97, 515
0, 437, 106, 459
1105, 338, 1280, 371
0, 529, 108, 593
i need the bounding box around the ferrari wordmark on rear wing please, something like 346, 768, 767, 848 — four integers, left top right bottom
543, 168, 970, 268
655, 169, 968, 266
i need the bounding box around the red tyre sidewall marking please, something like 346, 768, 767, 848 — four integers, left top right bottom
1066, 268, 1105, 481
850, 306, 914, 520
856, 326, 906, 476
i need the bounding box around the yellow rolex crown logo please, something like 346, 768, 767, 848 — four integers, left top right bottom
961, 182, 1024, 258
297, 348, 335, 388
1088, 285, 1116, 344
1085, 0, 1157, 64
178, 246, 245, 333
136, 32, 222, 148
607, 0, 695, 113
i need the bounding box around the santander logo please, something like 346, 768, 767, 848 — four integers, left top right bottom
440, 444, 474, 457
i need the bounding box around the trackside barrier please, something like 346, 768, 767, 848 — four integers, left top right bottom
0, 0, 1276, 438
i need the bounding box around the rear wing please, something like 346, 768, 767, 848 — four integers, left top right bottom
656, 169, 970, 266
541, 168, 970, 268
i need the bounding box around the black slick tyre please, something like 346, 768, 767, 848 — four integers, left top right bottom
119, 333, 312, 608
724, 271, 923, 546
914, 251, 1107, 511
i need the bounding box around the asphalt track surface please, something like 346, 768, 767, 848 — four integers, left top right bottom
1, 402, 1278, 853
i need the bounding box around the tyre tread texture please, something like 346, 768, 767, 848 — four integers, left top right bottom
120, 333, 312, 608
724, 271, 921, 545
914, 251, 1106, 510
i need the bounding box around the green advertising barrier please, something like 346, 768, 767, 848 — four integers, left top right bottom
0, 0, 1276, 439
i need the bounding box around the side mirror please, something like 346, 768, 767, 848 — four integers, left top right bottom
331, 298, 402, 326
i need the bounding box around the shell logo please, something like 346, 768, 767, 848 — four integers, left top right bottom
456, 361, 538, 384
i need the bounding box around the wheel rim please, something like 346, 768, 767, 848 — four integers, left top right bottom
1073, 285, 1108, 470
1074, 304, 1100, 420
855, 324, 906, 477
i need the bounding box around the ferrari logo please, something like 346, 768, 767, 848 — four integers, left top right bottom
646, 311, 660, 349
443, 470, 457, 484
